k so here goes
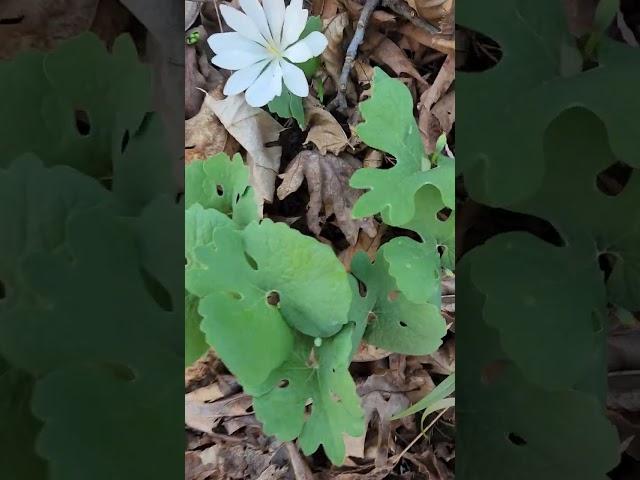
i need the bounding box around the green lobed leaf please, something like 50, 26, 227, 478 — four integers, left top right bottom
187, 219, 352, 339
457, 258, 618, 480
457, 0, 640, 206
1, 208, 182, 479
251, 326, 364, 465
350, 251, 446, 355
0, 34, 149, 177
185, 153, 258, 227
0, 360, 47, 479
185, 293, 208, 367
350, 68, 454, 226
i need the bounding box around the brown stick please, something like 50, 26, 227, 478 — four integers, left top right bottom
329, 0, 381, 113
382, 0, 441, 34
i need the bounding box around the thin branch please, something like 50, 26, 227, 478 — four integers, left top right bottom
328, 0, 381, 113
382, 0, 441, 35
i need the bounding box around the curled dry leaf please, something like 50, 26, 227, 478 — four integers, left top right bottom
304, 97, 350, 155
185, 33, 224, 119
409, 0, 454, 22
185, 0, 201, 30
185, 87, 238, 164
0, 0, 99, 59
364, 31, 427, 84
277, 150, 377, 245
208, 93, 285, 205
185, 393, 253, 434
418, 54, 454, 152
399, 24, 455, 56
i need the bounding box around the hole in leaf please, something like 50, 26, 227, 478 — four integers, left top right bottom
74, 109, 91, 136
387, 290, 400, 302
507, 432, 527, 446
457, 27, 503, 72
0, 16, 25, 25
304, 402, 313, 418
244, 252, 258, 270
596, 161, 633, 196
481, 360, 508, 386
278, 379, 289, 388
121, 130, 130, 154
367, 312, 377, 324
399, 321, 408, 327
598, 252, 618, 281
437, 207, 452, 221
216, 184, 224, 196
139, 267, 173, 312
461, 206, 566, 252
437, 245, 446, 257
267, 291, 280, 306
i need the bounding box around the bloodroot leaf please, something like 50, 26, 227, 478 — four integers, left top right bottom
350, 68, 454, 226
457, 259, 618, 480
185, 153, 258, 227
471, 233, 606, 390
186, 219, 352, 389
351, 252, 446, 356
251, 326, 364, 465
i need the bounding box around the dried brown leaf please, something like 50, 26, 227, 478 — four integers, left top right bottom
418, 54, 454, 152
185, 87, 235, 163
365, 31, 426, 84
399, 24, 455, 56
0, 0, 99, 59
277, 151, 377, 244
185, 393, 253, 434
208, 93, 284, 206
322, 12, 355, 99
304, 97, 350, 155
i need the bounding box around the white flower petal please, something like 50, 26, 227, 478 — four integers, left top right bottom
208, 32, 266, 55
263, 0, 286, 44
224, 59, 270, 95
299, 31, 328, 56
220, 4, 268, 46
212, 49, 269, 70
280, 60, 309, 97
245, 61, 283, 107
239, 0, 272, 42
281, 0, 308, 50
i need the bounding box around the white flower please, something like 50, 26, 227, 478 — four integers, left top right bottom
208, 0, 328, 107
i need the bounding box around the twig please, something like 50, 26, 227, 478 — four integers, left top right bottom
329, 0, 381, 113
382, 0, 441, 35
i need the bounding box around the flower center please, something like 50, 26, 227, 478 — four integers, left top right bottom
266, 40, 282, 58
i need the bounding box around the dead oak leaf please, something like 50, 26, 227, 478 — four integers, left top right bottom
304, 97, 350, 155
277, 151, 377, 245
